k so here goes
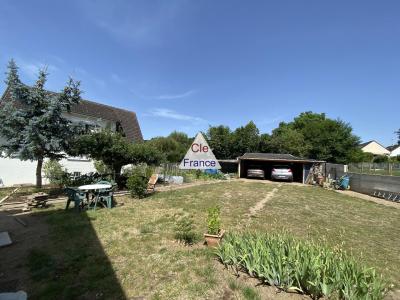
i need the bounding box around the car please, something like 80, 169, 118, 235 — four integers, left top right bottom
247, 167, 265, 179
271, 165, 293, 182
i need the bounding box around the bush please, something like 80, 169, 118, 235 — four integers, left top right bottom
206, 206, 221, 235
126, 169, 148, 198
216, 232, 388, 300
174, 215, 200, 245
43, 160, 66, 186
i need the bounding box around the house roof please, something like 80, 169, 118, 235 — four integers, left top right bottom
359, 140, 387, 150
1, 86, 143, 143
387, 144, 400, 152
239, 153, 325, 163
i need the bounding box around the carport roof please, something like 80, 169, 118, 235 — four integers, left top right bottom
239, 153, 325, 163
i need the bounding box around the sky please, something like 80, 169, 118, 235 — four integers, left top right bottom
0, 0, 399, 145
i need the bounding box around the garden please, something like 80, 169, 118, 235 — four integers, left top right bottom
3, 180, 398, 299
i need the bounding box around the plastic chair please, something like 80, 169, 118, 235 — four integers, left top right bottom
65, 187, 86, 211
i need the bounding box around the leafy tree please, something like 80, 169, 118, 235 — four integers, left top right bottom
0, 59, 82, 187
268, 112, 360, 163
258, 133, 271, 153
347, 149, 374, 163
205, 125, 232, 159
149, 131, 192, 163
69, 131, 163, 177
231, 121, 260, 157
268, 124, 310, 157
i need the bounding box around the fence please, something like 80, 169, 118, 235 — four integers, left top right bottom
348, 162, 400, 176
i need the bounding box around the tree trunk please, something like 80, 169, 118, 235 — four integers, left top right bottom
36, 158, 43, 188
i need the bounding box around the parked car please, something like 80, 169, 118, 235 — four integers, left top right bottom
271, 165, 293, 182
247, 167, 265, 179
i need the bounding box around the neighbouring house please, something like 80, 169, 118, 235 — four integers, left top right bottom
0, 87, 143, 187
359, 140, 390, 156
387, 144, 400, 157
238, 153, 325, 183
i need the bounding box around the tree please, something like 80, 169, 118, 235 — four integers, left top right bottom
0, 60, 82, 187
268, 112, 360, 163
149, 131, 192, 163
205, 125, 232, 159
231, 121, 260, 157
268, 124, 310, 157
69, 131, 163, 177
396, 129, 400, 145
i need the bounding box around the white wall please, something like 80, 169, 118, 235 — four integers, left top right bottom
361, 141, 390, 155
390, 146, 400, 157
0, 156, 96, 187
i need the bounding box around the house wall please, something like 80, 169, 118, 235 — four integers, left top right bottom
0, 156, 96, 187
361, 141, 390, 155
0, 112, 116, 186
389, 146, 400, 157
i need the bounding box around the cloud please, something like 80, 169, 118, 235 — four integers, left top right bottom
78, 0, 186, 45
257, 115, 286, 126
19, 61, 58, 79
155, 90, 196, 100
111, 73, 124, 84
131, 88, 196, 100
147, 108, 207, 124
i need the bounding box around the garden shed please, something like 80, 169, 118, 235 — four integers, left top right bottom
238, 153, 325, 183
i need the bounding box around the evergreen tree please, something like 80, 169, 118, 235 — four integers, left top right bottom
0, 59, 82, 187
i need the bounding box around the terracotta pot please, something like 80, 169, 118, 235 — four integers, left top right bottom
204, 229, 225, 247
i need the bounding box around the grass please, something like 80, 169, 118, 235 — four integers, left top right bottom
24, 180, 400, 299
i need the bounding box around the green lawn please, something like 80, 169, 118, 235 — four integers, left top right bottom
24, 181, 400, 299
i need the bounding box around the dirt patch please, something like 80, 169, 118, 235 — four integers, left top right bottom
155, 179, 225, 192
0, 210, 49, 293
248, 185, 281, 216
335, 190, 400, 209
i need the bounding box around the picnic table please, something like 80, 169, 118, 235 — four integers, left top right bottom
65, 183, 113, 211
79, 184, 113, 210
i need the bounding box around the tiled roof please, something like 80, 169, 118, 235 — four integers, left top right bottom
387, 144, 400, 152
1, 86, 143, 143
239, 153, 325, 163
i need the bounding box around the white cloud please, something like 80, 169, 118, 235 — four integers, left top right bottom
19, 61, 58, 79
111, 73, 124, 84
77, 0, 186, 45
147, 108, 207, 124
131, 88, 196, 100
155, 89, 196, 100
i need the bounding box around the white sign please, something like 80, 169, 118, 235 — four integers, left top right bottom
179, 132, 221, 169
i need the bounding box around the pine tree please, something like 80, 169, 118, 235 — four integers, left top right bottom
0, 59, 82, 187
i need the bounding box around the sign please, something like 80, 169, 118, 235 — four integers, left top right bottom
179, 132, 221, 169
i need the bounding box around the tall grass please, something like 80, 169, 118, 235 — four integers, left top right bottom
216, 232, 389, 299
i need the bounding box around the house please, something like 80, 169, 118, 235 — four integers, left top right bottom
359, 140, 390, 156
387, 144, 400, 157
238, 153, 325, 183
0, 87, 143, 186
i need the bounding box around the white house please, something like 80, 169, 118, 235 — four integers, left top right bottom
359, 140, 390, 156
387, 144, 400, 157
0, 87, 143, 187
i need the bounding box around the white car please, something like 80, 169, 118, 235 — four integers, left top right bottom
271, 165, 293, 182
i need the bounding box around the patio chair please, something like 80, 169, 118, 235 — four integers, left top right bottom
65, 187, 86, 211
147, 174, 159, 194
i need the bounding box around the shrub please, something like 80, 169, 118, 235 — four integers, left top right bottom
126, 169, 148, 198
216, 232, 388, 300
207, 206, 221, 235
174, 215, 200, 245
43, 160, 66, 186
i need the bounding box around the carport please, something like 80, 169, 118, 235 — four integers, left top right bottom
238, 153, 325, 183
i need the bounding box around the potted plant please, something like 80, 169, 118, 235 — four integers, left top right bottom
204, 206, 224, 247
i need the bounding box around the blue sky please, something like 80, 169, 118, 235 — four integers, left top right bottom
0, 0, 399, 145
